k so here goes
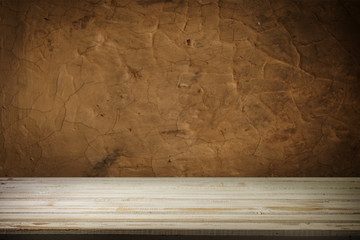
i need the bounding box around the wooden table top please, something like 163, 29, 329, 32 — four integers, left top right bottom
0, 178, 359, 237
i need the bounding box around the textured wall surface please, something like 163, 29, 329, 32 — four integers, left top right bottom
0, 0, 359, 177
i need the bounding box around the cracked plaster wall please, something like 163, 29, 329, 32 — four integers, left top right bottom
0, 0, 359, 177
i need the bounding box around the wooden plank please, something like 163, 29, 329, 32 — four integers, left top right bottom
0, 178, 359, 236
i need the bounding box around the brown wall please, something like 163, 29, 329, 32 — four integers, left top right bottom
0, 0, 359, 177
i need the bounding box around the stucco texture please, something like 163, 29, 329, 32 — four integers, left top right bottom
0, 0, 359, 176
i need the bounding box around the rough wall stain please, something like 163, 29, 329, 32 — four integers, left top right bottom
92, 149, 122, 176
72, 15, 93, 30
0, 0, 359, 177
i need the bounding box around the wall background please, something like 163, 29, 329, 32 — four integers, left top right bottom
0, 0, 359, 177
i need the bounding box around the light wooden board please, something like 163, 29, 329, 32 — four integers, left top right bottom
0, 178, 359, 236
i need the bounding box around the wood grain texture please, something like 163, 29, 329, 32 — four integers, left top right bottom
0, 178, 359, 236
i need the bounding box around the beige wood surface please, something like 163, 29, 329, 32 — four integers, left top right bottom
0, 178, 359, 236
